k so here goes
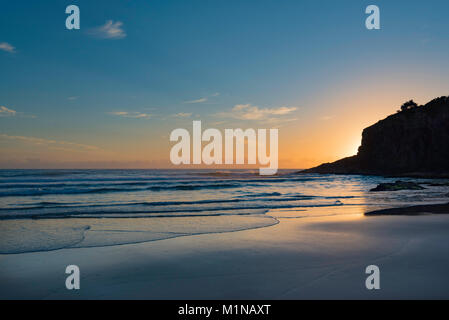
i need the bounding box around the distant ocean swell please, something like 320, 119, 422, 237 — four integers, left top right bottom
0, 178, 321, 197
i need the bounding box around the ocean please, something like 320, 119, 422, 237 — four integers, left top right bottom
1, 169, 448, 254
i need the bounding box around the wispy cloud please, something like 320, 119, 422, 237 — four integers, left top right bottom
184, 92, 220, 104
218, 104, 297, 121
184, 97, 207, 104
0, 134, 100, 152
108, 111, 151, 119
0, 106, 36, 118
68, 96, 79, 101
0, 42, 15, 53
89, 20, 126, 39
173, 112, 192, 117
0, 106, 17, 117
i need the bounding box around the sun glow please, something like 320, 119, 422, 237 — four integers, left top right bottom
346, 136, 362, 158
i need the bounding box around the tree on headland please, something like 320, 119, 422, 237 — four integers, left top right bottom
398, 100, 419, 112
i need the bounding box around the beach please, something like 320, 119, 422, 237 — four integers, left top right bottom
2, 205, 449, 299
1, 170, 449, 299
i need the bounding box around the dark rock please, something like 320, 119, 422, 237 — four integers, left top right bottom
424, 182, 449, 187
300, 96, 449, 177
365, 203, 449, 216
369, 180, 425, 192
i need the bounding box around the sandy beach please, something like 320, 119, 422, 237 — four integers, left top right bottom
2, 205, 449, 299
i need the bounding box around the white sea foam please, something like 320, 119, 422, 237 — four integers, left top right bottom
0, 214, 278, 254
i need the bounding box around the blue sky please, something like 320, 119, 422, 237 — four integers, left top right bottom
1, 0, 448, 168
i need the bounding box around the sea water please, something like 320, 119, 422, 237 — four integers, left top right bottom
1, 169, 448, 254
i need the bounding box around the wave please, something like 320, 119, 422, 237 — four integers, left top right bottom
147, 183, 243, 191
0, 181, 155, 189
196, 171, 235, 177
0, 170, 87, 178
0, 201, 354, 220
0, 193, 321, 212
0, 187, 142, 197
0, 182, 251, 197
0, 173, 326, 185
236, 192, 282, 198
0, 175, 329, 197
0, 177, 175, 184
0, 198, 244, 210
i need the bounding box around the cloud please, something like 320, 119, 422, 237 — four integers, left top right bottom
0, 134, 100, 152
108, 111, 151, 119
210, 121, 226, 125
220, 104, 297, 121
184, 97, 207, 104
68, 96, 79, 101
174, 112, 192, 117
184, 92, 220, 104
0, 106, 36, 118
0, 42, 15, 53
0, 106, 17, 117
89, 20, 126, 39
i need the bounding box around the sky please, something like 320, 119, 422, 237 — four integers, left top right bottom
1, 0, 448, 169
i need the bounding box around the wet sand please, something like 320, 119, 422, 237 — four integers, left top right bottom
1, 206, 449, 299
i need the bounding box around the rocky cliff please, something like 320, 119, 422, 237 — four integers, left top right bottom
301, 96, 449, 177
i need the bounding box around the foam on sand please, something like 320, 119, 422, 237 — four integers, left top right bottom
0, 212, 277, 254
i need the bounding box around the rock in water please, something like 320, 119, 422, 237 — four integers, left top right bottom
300, 96, 449, 177
369, 181, 425, 192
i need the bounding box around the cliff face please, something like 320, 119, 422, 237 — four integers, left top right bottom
301, 96, 449, 176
